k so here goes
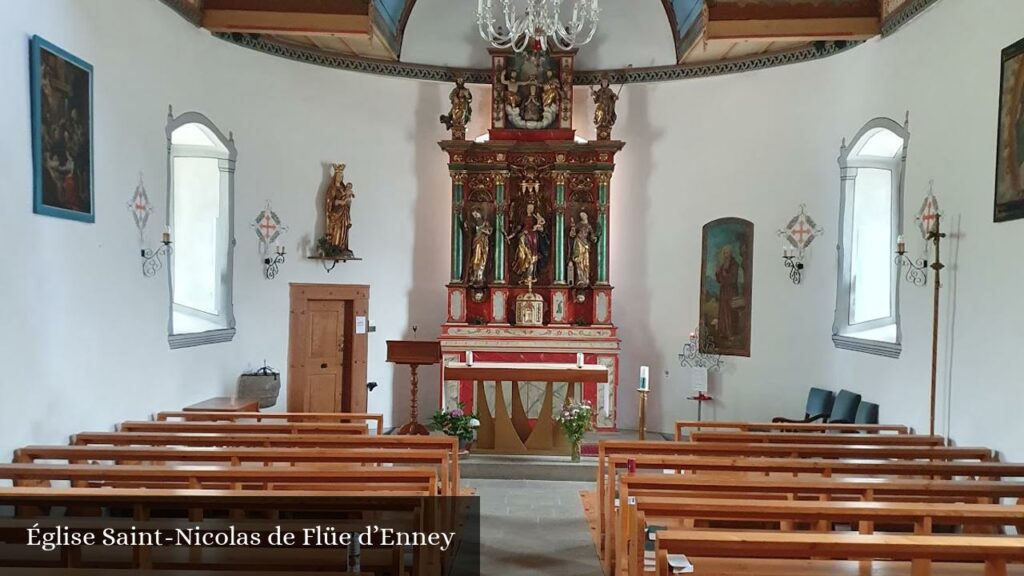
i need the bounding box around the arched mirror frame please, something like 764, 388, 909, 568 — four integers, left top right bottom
165, 108, 237, 349
832, 116, 910, 358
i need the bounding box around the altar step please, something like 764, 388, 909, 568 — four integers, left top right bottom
461, 454, 597, 482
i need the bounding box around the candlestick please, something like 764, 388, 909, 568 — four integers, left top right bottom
896, 234, 906, 254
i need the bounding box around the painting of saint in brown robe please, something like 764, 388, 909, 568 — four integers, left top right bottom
699, 218, 754, 357
995, 37, 1024, 222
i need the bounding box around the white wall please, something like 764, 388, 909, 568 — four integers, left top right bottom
607, 0, 1024, 464
0, 0, 472, 458
3, 0, 1023, 461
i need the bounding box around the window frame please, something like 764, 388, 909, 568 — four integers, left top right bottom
832, 117, 909, 358
165, 110, 237, 349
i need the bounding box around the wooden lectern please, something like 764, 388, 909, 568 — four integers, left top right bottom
386, 340, 441, 435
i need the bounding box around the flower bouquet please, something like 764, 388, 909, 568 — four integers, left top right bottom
429, 402, 479, 451
556, 400, 594, 462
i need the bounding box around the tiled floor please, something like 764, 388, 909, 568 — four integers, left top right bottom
465, 479, 603, 576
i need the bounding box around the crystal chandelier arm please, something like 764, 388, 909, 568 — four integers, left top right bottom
479, 0, 599, 52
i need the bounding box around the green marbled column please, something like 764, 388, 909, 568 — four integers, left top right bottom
554, 173, 567, 284
597, 173, 610, 285
450, 173, 465, 283
493, 174, 507, 284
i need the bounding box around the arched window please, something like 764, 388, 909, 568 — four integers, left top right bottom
166, 110, 237, 349
833, 117, 909, 358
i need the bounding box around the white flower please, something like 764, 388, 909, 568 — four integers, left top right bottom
468, 418, 480, 428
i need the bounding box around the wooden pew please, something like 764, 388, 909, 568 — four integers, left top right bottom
625, 499, 1024, 576
0, 487, 441, 574
0, 463, 436, 494
599, 453, 1024, 573
69, 432, 460, 494
614, 474, 1024, 575
155, 411, 385, 434
689, 431, 946, 446
15, 445, 459, 498
653, 530, 1024, 576
597, 440, 994, 558
675, 420, 911, 440
118, 421, 369, 436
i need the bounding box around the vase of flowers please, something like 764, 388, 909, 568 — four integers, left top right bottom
556, 400, 594, 463
429, 402, 479, 452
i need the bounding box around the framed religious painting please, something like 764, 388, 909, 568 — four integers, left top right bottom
699, 218, 754, 357
30, 35, 94, 223
995, 36, 1024, 222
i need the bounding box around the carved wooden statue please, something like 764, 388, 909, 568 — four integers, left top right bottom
568, 211, 598, 287
440, 77, 473, 140
324, 163, 355, 257
591, 75, 618, 140
465, 209, 493, 286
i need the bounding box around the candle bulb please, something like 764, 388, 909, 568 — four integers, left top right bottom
896, 234, 906, 254
639, 365, 649, 392
466, 350, 474, 366
576, 352, 584, 368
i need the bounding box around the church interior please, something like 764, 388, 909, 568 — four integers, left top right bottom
4, 0, 1024, 574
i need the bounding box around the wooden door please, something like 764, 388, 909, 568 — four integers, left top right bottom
305, 299, 347, 412
288, 284, 369, 413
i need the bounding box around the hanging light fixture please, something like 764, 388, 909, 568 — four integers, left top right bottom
477, 0, 600, 53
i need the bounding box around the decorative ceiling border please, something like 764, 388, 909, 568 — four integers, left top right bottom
881, 0, 942, 37
159, 0, 201, 27
216, 32, 860, 86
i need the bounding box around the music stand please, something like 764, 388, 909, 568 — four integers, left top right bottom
386, 340, 441, 435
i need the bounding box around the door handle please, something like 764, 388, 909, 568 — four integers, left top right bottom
320, 363, 328, 369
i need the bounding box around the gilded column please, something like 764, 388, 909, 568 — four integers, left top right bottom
596, 171, 611, 285
450, 171, 466, 283
553, 172, 567, 285
493, 171, 508, 284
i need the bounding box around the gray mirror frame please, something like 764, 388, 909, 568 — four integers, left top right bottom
165, 108, 238, 349
832, 116, 909, 359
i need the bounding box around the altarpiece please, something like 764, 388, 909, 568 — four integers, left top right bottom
439, 49, 624, 429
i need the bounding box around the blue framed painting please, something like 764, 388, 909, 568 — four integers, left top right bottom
30, 35, 94, 223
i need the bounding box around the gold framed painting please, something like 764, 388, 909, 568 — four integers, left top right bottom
995, 37, 1024, 222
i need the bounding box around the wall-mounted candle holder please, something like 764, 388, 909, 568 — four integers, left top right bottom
777, 204, 823, 286
142, 229, 172, 278
264, 245, 286, 280
782, 247, 804, 285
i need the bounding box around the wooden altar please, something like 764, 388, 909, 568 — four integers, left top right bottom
437, 46, 624, 430
444, 362, 608, 455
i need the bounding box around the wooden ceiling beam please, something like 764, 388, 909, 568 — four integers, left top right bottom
201, 0, 372, 35
705, 17, 880, 42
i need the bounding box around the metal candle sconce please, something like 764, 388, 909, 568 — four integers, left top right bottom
777, 204, 824, 286
142, 229, 172, 278
264, 245, 286, 280
782, 247, 803, 285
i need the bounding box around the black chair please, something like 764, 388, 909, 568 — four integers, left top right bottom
773, 387, 834, 424
828, 389, 862, 424
855, 401, 879, 425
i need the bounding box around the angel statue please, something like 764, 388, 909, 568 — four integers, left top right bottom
323, 163, 355, 257
508, 201, 547, 285
465, 209, 493, 286
439, 77, 473, 140
568, 211, 598, 288
542, 69, 561, 109
591, 74, 618, 140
